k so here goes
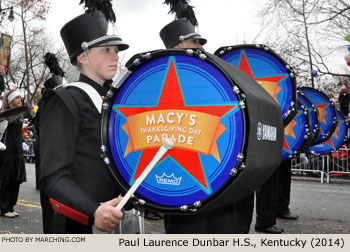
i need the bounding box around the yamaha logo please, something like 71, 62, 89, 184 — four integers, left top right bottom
257, 122, 277, 142
257, 122, 263, 140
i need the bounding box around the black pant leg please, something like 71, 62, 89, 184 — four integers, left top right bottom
0, 183, 10, 213
208, 193, 254, 234
255, 169, 278, 229
40, 190, 54, 234
0, 183, 20, 213
164, 212, 207, 234
277, 159, 292, 215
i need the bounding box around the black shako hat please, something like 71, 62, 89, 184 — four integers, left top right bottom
60, 10, 129, 65
159, 17, 207, 49
43, 52, 64, 89
160, 0, 207, 49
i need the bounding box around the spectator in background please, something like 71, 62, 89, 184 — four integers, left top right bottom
338, 86, 350, 116
0, 90, 27, 218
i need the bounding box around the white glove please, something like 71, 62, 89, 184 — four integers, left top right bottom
22, 142, 29, 151
0, 142, 6, 151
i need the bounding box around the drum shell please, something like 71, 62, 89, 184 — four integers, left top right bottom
199, 53, 284, 212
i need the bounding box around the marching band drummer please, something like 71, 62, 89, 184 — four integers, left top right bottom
159, 1, 254, 234
39, 0, 128, 233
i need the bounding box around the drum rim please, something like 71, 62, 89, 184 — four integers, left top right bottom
297, 89, 321, 148
214, 44, 298, 126
282, 99, 311, 160
100, 49, 248, 213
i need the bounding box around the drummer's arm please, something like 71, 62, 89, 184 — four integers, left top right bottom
40, 95, 123, 230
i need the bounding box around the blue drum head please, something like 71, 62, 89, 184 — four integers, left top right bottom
282, 100, 310, 160
298, 87, 337, 146
306, 110, 347, 155
215, 44, 297, 125
101, 51, 246, 212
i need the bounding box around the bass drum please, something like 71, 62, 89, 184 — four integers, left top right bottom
306, 110, 348, 155
297, 89, 320, 148
282, 100, 311, 160
101, 49, 283, 214
215, 44, 297, 125
298, 87, 337, 146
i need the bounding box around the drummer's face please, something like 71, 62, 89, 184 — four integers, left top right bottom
174, 39, 203, 49
9, 96, 22, 108
79, 46, 119, 84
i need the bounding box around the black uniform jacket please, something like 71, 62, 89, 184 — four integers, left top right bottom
39, 74, 119, 226
0, 117, 26, 184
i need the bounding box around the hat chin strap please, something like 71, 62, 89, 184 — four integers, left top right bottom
83, 48, 107, 83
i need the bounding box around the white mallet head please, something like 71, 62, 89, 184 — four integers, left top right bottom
162, 137, 174, 150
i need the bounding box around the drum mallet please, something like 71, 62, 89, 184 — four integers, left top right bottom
116, 138, 174, 210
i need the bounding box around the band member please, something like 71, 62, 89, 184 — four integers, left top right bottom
39, 0, 128, 233
0, 90, 27, 218
33, 53, 65, 233
338, 85, 350, 116
159, 1, 254, 234
277, 158, 299, 220
254, 169, 283, 233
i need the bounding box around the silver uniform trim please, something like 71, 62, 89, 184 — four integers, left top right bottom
81, 35, 122, 49
179, 32, 200, 41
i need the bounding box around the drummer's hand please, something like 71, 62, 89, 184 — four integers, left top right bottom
93, 197, 124, 233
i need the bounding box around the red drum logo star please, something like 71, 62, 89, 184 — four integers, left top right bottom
283, 111, 300, 152
315, 104, 328, 134
325, 120, 343, 148
238, 51, 286, 103
115, 58, 237, 190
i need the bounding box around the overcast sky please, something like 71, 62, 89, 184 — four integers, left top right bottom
45, 0, 264, 62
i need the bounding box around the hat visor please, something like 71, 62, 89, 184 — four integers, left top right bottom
188, 35, 207, 46
92, 37, 129, 51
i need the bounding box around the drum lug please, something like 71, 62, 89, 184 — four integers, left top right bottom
198, 53, 207, 61
233, 86, 240, 94
102, 102, 108, 110
186, 49, 194, 55
112, 69, 132, 89
230, 168, 238, 177
143, 52, 152, 59
193, 201, 202, 208
237, 153, 244, 162
100, 145, 107, 152
138, 199, 146, 206
290, 72, 295, 78
238, 100, 246, 109
103, 157, 110, 165
133, 58, 141, 66
180, 205, 188, 212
